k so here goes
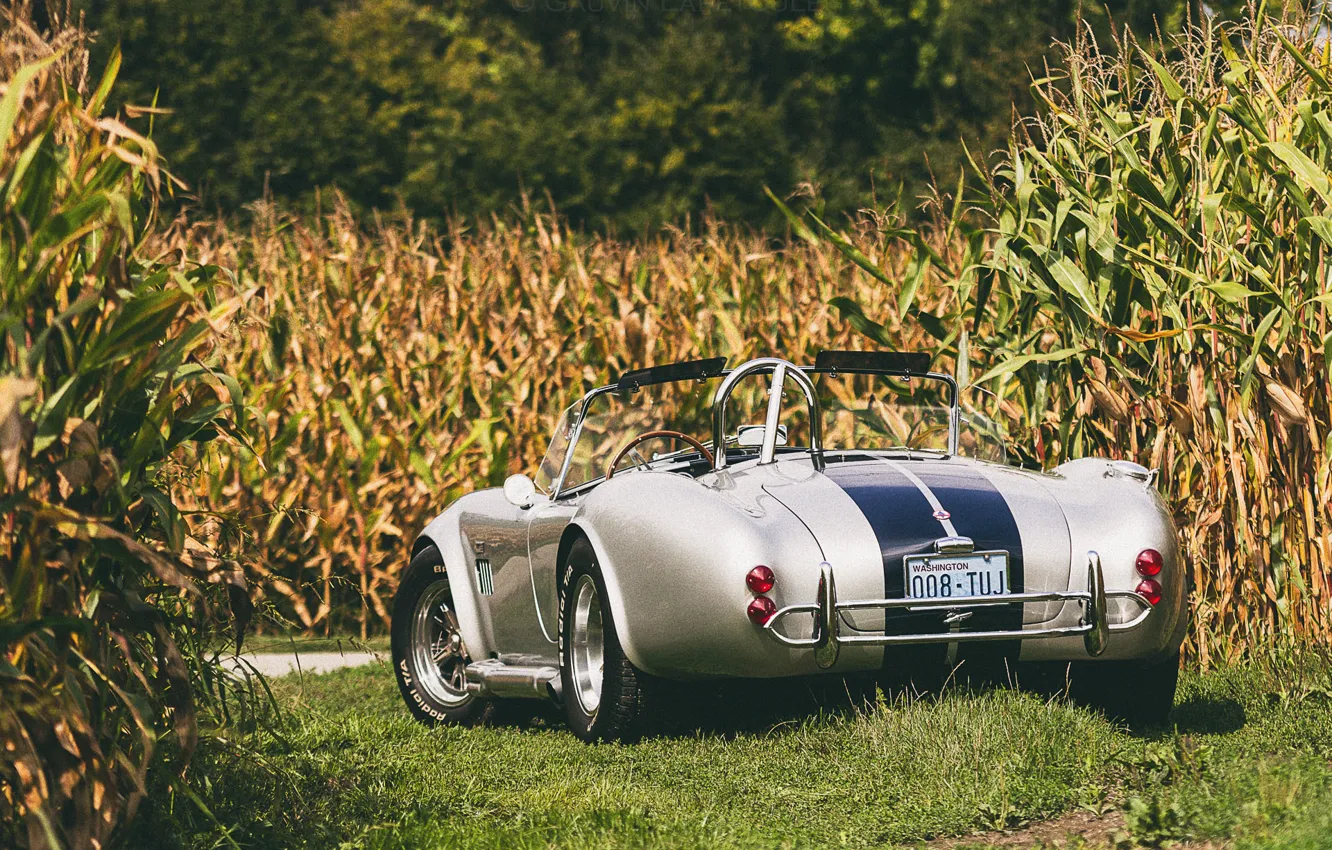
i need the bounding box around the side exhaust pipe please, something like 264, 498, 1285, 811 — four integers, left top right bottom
464, 660, 560, 700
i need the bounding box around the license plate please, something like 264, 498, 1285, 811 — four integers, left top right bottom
904, 552, 1010, 600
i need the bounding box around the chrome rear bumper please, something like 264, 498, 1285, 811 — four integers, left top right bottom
762, 552, 1151, 669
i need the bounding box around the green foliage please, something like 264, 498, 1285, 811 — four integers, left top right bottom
127, 656, 1332, 848
76, 0, 1196, 229
76, 0, 389, 209
966, 8, 1332, 659
0, 15, 254, 848
777, 0, 1185, 205
807, 6, 1332, 662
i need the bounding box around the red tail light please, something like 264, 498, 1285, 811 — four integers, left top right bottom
746, 565, 776, 594
1135, 549, 1164, 577
1136, 579, 1163, 606
747, 596, 777, 625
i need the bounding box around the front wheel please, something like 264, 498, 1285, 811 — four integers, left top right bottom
560, 539, 652, 742
392, 544, 488, 726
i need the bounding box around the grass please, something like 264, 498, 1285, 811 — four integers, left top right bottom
129, 656, 1332, 849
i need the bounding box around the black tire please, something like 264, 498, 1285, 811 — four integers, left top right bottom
392, 544, 489, 726
559, 538, 651, 742
1069, 649, 1180, 727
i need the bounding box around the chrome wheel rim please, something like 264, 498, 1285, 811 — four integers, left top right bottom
571, 574, 605, 715
411, 581, 471, 707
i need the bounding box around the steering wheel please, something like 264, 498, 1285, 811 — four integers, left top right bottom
606, 430, 715, 480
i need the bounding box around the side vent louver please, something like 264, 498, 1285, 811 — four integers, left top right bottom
475, 558, 494, 596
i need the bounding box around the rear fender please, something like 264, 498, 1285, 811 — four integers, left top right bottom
557, 520, 630, 660
558, 472, 880, 679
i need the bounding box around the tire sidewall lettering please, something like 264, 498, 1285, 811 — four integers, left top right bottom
558, 560, 575, 658
559, 551, 604, 730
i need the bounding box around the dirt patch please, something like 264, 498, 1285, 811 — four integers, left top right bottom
920, 810, 1126, 849
919, 809, 1228, 849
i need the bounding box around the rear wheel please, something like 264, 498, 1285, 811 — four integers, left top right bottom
1070, 649, 1180, 727
392, 544, 488, 726
560, 539, 652, 742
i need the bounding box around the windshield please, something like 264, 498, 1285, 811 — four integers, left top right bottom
544, 367, 1005, 494
559, 380, 719, 492
816, 373, 1005, 462
534, 402, 578, 494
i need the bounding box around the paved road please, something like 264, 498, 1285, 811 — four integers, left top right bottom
224, 650, 381, 678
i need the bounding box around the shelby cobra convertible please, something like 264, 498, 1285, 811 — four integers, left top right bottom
391, 352, 1187, 741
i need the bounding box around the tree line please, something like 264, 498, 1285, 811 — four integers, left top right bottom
75, 0, 1204, 229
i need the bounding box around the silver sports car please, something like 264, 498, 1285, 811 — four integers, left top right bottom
392, 352, 1187, 741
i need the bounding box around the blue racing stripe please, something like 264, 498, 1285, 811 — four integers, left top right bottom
821, 459, 1025, 650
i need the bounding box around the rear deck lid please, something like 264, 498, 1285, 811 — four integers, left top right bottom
764, 457, 1071, 628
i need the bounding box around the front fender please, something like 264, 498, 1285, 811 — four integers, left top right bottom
416, 497, 495, 662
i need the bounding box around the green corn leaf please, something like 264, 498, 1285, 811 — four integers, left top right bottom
0, 127, 51, 213
1222, 192, 1275, 240
1264, 141, 1332, 205
80, 289, 190, 372
910, 307, 950, 343
1125, 168, 1171, 211
1206, 281, 1265, 303
1223, 94, 1270, 142
973, 347, 1082, 386
812, 213, 901, 288
31, 375, 78, 454
829, 296, 893, 346
1276, 29, 1332, 92
1239, 306, 1281, 387
1299, 216, 1332, 245
0, 54, 58, 154
1045, 253, 1099, 314
139, 486, 185, 554
1140, 49, 1186, 101
763, 186, 819, 245
330, 398, 365, 456
409, 450, 437, 491
956, 329, 971, 388
88, 45, 122, 116
972, 268, 996, 333
899, 251, 929, 316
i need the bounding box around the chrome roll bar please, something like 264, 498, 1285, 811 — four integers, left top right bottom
766, 552, 1145, 668
553, 354, 954, 496
711, 357, 824, 471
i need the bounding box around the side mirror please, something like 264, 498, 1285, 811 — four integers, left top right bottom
503, 473, 539, 508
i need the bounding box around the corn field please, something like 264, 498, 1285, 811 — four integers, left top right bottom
182, 10, 1332, 664
963, 10, 1332, 665
179, 201, 950, 638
